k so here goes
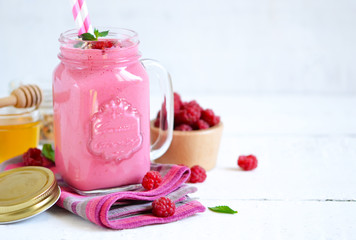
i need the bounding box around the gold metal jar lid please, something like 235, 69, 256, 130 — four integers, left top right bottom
0, 166, 61, 223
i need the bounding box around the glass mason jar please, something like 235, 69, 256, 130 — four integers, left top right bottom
53, 28, 173, 191
0, 107, 41, 163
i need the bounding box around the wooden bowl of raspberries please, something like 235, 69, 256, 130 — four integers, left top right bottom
151, 93, 223, 170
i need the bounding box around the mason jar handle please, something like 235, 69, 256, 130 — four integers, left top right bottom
141, 59, 174, 161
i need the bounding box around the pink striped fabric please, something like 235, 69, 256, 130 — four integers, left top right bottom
1, 157, 205, 229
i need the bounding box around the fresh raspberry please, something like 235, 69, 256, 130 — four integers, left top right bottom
183, 100, 203, 112
142, 171, 163, 190
105, 41, 114, 48
41, 158, 54, 168
91, 41, 104, 49
23, 148, 54, 167
152, 197, 175, 217
201, 109, 220, 127
23, 148, 42, 166
189, 165, 207, 183
175, 101, 201, 126
174, 124, 193, 131
91, 40, 115, 49
194, 119, 210, 130
238, 155, 258, 171
174, 92, 183, 113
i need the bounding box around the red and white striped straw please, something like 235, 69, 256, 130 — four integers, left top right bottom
70, 0, 93, 35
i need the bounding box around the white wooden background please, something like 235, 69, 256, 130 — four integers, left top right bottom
0, 0, 356, 96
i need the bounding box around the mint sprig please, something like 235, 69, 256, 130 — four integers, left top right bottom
208, 206, 238, 214
42, 144, 55, 163
79, 33, 96, 41
79, 28, 109, 41
94, 29, 109, 38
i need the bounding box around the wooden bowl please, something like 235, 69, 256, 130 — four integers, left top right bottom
150, 122, 223, 170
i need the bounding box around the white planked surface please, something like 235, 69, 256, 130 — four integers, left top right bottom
1, 94, 356, 239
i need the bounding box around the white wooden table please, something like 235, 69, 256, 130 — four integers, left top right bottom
1, 94, 355, 239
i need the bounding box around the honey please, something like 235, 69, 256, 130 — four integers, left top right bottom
0, 107, 40, 163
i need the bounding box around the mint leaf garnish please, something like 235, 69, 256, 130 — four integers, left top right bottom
94, 28, 100, 38
79, 28, 109, 42
42, 144, 55, 163
77, 29, 110, 48
79, 32, 96, 41
97, 30, 109, 37
93, 28, 109, 39
208, 206, 237, 214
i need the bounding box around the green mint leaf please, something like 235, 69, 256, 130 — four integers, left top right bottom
97, 30, 109, 37
208, 206, 237, 214
79, 32, 96, 41
78, 29, 109, 42
94, 28, 100, 40
42, 144, 55, 163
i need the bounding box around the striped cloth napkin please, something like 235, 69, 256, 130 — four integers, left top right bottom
1, 156, 205, 229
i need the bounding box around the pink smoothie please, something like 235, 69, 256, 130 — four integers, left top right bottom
53, 34, 150, 190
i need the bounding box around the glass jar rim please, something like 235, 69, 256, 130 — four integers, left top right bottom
0, 107, 40, 121
59, 27, 139, 46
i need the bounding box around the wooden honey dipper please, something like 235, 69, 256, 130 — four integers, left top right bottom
0, 84, 43, 109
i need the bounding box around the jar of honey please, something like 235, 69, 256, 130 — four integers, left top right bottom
0, 107, 41, 163
9, 80, 54, 144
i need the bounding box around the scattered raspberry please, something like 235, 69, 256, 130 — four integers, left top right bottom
174, 92, 183, 113
41, 158, 54, 168
174, 124, 193, 131
91, 40, 115, 49
152, 197, 175, 217
23, 148, 42, 166
142, 171, 163, 190
201, 109, 220, 127
189, 165, 207, 183
238, 155, 258, 171
194, 119, 210, 130
23, 148, 54, 167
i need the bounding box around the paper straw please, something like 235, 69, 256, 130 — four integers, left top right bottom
78, 0, 93, 33
70, 0, 93, 35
